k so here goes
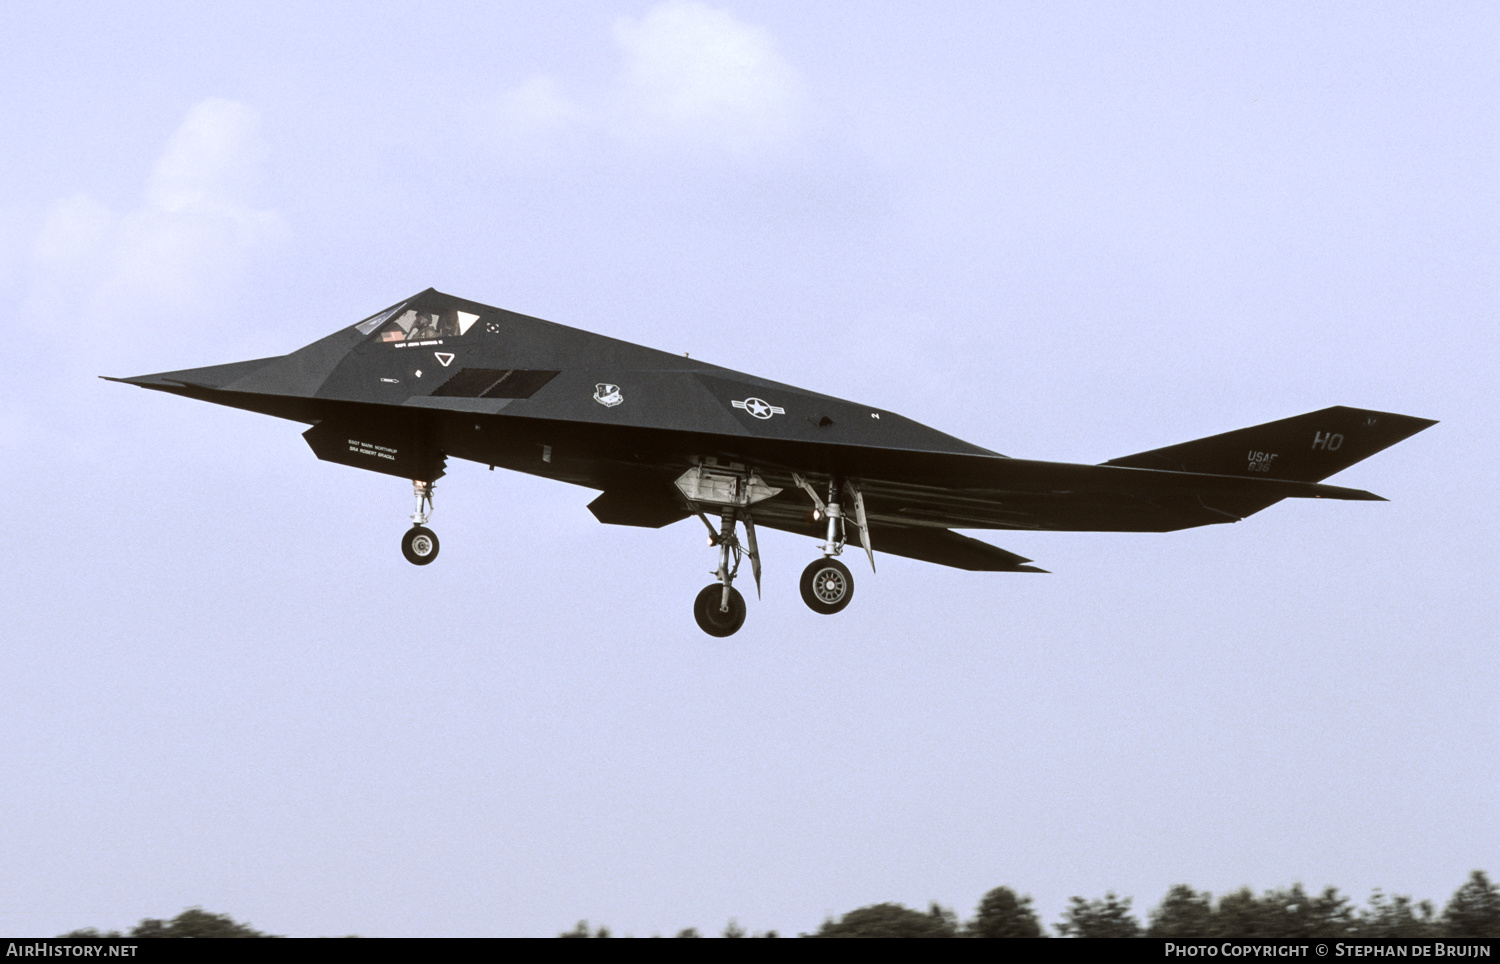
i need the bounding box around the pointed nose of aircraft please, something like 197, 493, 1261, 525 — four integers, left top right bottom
106, 309, 374, 398
104, 355, 283, 392
102, 349, 337, 422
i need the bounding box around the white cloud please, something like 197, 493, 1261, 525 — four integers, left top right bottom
613, 1, 803, 152
609, 0, 804, 152
476, 75, 590, 157
28, 98, 282, 322
480, 2, 805, 160
146, 99, 268, 216
500, 76, 589, 138
30, 194, 115, 281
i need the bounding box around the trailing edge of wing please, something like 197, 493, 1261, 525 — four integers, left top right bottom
868, 525, 1047, 573
749, 513, 1043, 571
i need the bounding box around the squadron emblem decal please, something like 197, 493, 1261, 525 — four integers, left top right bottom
732, 397, 785, 419
593, 383, 624, 408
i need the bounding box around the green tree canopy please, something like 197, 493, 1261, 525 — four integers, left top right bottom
558, 920, 610, 938
967, 886, 1042, 938
1147, 885, 1217, 938
1259, 885, 1356, 938
813, 902, 958, 938
1443, 871, 1500, 938
128, 909, 273, 938
1359, 891, 1439, 938
1056, 893, 1141, 938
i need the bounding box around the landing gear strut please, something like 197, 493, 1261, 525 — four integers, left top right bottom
674, 464, 874, 635
402, 479, 439, 566
792, 474, 870, 615
692, 504, 756, 637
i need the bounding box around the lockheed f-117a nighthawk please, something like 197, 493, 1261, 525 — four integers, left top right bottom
108, 289, 1436, 636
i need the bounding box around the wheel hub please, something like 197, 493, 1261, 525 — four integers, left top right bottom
815, 570, 846, 602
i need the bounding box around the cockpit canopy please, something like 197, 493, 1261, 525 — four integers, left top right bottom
355, 303, 484, 344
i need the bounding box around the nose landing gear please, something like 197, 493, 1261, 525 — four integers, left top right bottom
402, 525, 439, 565
402, 479, 440, 566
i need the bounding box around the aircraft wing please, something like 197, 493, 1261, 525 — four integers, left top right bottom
750, 508, 1047, 572
868, 526, 1046, 571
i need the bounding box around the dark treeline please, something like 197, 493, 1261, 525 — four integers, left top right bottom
565, 871, 1500, 938
54, 872, 1499, 938
61, 909, 280, 938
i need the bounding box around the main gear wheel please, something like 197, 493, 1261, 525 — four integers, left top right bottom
693, 584, 747, 637
800, 558, 853, 614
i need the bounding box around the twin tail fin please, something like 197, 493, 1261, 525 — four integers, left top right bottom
1103, 406, 1437, 484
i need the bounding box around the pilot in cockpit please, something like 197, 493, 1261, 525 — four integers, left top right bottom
408, 312, 439, 340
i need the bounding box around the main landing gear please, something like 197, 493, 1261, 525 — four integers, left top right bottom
401, 479, 440, 566
790, 474, 871, 619
678, 464, 875, 637
692, 504, 757, 637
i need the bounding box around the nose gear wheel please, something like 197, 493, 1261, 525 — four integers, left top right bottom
402, 525, 440, 565
400, 479, 440, 565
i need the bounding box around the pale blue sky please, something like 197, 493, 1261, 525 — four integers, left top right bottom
1, 1, 1493, 937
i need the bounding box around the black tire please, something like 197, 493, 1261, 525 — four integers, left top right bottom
693, 584, 747, 637
800, 557, 854, 614
402, 526, 440, 565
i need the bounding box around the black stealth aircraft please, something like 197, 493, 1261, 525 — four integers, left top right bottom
108, 289, 1436, 636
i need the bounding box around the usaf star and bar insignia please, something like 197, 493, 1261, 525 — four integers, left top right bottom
732, 397, 785, 419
